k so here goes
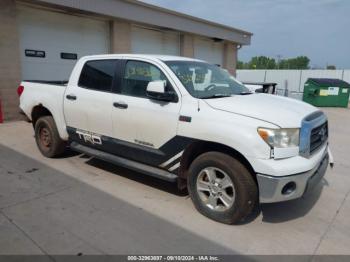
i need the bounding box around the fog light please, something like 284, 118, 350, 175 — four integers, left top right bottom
281, 182, 296, 195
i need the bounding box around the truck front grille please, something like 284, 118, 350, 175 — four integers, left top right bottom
300, 111, 328, 157
310, 122, 328, 154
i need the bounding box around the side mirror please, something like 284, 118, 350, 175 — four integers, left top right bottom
146, 81, 177, 102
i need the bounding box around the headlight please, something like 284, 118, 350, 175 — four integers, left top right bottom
258, 128, 299, 148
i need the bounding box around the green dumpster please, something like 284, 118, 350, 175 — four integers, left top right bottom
303, 78, 350, 108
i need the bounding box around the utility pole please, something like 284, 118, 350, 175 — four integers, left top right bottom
277, 54, 282, 69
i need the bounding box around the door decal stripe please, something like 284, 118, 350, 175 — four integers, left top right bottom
169, 162, 181, 172
160, 150, 184, 168
67, 126, 197, 174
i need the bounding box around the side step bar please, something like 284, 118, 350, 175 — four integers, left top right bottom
70, 142, 178, 183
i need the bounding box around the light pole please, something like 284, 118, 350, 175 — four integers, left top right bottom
277, 54, 282, 69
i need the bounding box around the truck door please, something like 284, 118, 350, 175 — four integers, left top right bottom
110, 59, 182, 165
64, 59, 119, 143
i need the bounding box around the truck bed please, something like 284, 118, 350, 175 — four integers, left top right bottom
23, 80, 68, 86
19, 80, 69, 140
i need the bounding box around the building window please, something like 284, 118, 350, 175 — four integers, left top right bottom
25, 49, 45, 58
61, 53, 78, 60
78, 60, 117, 92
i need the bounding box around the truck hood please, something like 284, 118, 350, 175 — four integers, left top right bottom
204, 94, 317, 128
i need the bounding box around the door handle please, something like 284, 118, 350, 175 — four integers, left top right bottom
113, 102, 128, 109
66, 94, 77, 101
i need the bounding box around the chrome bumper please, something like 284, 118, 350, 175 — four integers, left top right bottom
257, 151, 329, 203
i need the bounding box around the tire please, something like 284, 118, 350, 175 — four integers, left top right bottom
187, 152, 258, 224
34, 116, 66, 158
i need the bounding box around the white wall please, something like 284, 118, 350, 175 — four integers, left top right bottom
131, 26, 180, 56
237, 69, 350, 100
237, 70, 266, 82
343, 70, 350, 84
265, 70, 301, 93
194, 38, 224, 66
18, 5, 110, 81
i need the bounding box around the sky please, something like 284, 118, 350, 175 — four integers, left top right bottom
141, 0, 350, 69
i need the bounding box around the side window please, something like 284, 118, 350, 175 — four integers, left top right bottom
121, 60, 171, 98
78, 60, 117, 92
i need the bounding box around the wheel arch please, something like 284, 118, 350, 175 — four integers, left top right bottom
177, 140, 257, 188
31, 104, 53, 128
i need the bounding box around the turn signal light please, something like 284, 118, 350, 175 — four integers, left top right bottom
257, 129, 270, 142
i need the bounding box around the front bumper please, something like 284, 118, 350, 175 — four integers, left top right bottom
256, 149, 329, 203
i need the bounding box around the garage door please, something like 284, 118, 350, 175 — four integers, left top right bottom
131, 26, 180, 56
18, 6, 110, 81
194, 38, 224, 66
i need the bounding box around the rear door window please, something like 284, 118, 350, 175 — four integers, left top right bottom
78, 60, 117, 92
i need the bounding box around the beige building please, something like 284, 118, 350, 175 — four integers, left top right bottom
0, 0, 252, 122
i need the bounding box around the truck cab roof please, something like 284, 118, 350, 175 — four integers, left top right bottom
81, 54, 205, 63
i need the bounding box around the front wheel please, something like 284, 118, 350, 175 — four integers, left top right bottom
187, 152, 258, 224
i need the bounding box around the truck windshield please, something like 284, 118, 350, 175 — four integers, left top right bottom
165, 61, 250, 99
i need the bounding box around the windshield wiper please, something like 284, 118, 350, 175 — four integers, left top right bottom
200, 94, 232, 99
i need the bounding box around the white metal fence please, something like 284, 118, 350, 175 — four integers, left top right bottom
237, 70, 350, 100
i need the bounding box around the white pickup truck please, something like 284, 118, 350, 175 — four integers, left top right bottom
19, 54, 330, 224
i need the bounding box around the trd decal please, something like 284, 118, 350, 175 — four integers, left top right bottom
67, 126, 197, 173
76, 130, 102, 145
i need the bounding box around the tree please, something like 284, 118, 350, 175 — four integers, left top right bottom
238, 55, 311, 70
237, 60, 246, 69
278, 56, 310, 69
247, 56, 276, 69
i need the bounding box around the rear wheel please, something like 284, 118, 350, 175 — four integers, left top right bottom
187, 152, 258, 224
34, 116, 66, 158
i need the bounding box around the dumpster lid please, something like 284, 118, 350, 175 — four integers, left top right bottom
308, 78, 350, 88
243, 82, 277, 86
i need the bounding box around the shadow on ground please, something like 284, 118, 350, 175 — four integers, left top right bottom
0, 144, 236, 255
58, 148, 81, 159
260, 178, 328, 223
82, 152, 328, 225
85, 157, 188, 197
235, 178, 327, 225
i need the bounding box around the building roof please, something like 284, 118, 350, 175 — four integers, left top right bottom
128, 0, 253, 36
31, 0, 252, 45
